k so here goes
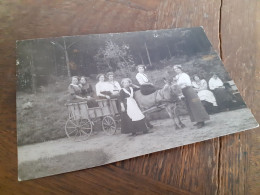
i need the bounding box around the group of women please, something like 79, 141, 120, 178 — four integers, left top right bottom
68, 71, 149, 136
68, 64, 235, 133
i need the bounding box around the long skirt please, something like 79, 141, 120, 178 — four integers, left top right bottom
121, 112, 148, 134
182, 87, 210, 122
140, 84, 157, 95
213, 88, 233, 109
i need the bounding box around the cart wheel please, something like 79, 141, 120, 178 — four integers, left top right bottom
102, 115, 117, 135
65, 117, 93, 141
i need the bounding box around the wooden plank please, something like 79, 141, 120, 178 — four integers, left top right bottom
219, 0, 260, 194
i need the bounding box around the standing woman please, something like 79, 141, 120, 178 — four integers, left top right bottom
95, 74, 111, 99
173, 65, 209, 128
119, 78, 148, 135
135, 64, 156, 95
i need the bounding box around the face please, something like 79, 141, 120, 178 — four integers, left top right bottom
122, 80, 130, 88
138, 67, 145, 73
194, 76, 200, 81
213, 75, 218, 79
174, 67, 182, 74
80, 77, 86, 84
72, 77, 78, 85
99, 75, 105, 82
108, 75, 114, 81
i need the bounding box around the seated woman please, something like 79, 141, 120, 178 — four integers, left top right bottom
79, 76, 98, 108
95, 74, 111, 99
209, 73, 235, 111
135, 64, 156, 95
192, 75, 218, 114
68, 76, 87, 102
106, 72, 121, 98
119, 78, 148, 135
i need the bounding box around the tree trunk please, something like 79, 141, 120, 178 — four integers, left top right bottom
29, 48, 37, 94
166, 44, 172, 58
144, 42, 152, 67
63, 38, 71, 78
139, 53, 144, 64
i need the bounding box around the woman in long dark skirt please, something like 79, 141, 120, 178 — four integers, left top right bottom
173, 65, 210, 128
119, 78, 148, 135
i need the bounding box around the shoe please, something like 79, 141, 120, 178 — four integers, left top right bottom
147, 123, 154, 129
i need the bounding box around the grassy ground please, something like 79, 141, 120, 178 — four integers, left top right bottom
18, 149, 109, 181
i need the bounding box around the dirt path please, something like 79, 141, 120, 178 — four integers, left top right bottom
18, 108, 258, 165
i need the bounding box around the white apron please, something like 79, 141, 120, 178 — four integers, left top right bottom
123, 87, 145, 121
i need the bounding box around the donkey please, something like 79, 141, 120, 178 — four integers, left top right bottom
134, 82, 185, 129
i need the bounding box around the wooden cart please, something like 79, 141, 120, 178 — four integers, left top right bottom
65, 99, 119, 141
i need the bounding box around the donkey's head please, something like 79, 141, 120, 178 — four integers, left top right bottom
161, 79, 181, 102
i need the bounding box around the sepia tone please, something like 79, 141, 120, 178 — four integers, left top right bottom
0, 0, 259, 194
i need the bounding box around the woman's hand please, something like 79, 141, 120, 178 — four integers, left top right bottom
121, 106, 125, 112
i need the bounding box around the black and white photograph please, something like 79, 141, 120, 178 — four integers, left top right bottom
16, 27, 258, 181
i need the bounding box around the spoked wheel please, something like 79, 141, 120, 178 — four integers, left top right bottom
102, 115, 117, 135
65, 116, 93, 141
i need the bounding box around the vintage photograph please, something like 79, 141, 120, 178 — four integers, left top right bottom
16, 27, 258, 181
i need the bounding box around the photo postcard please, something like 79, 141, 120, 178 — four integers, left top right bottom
16, 27, 259, 181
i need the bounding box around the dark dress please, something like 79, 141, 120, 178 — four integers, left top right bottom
119, 87, 148, 134
182, 86, 210, 122
68, 84, 82, 103
140, 84, 157, 95
80, 84, 98, 108
213, 88, 234, 110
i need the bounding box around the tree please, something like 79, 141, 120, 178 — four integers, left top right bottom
50, 38, 79, 78
94, 40, 135, 75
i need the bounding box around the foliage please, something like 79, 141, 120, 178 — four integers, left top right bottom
94, 40, 135, 76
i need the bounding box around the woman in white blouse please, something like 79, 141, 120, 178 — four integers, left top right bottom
106, 72, 121, 98
174, 65, 209, 128
208, 73, 234, 110
95, 74, 111, 99
135, 64, 156, 95
192, 75, 218, 114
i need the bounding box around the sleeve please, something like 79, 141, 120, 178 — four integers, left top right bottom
95, 83, 101, 96
218, 78, 224, 86
115, 82, 121, 90
208, 79, 214, 90
88, 85, 94, 97
68, 85, 75, 94
177, 73, 191, 87
136, 73, 144, 85
201, 80, 208, 90
192, 81, 198, 89
119, 89, 126, 102
68, 85, 76, 99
